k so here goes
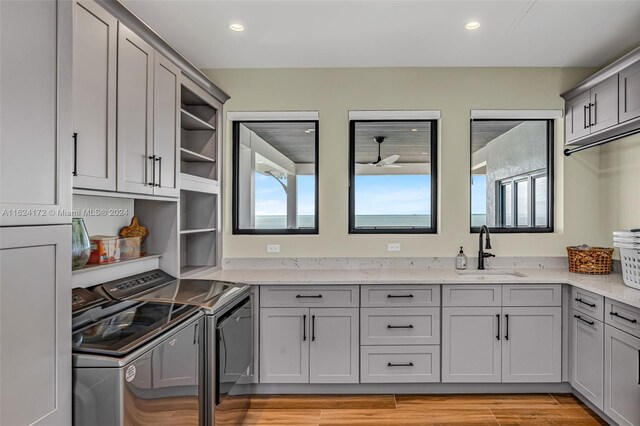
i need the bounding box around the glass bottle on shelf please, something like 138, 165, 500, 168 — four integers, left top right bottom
71, 218, 91, 270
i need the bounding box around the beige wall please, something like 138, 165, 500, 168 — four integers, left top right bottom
598, 133, 640, 257
200, 67, 618, 259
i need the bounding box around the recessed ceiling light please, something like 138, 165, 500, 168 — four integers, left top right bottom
229, 23, 244, 32
465, 21, 480, 30
411, 128, 418, 132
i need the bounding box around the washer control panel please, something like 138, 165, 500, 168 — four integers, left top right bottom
102, 269, 175, 299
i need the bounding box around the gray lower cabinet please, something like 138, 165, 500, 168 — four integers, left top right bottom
72, 0, 117, 191
442, 307, 502, 383
571, 309, 604, 410
0, 225, 72, 425
309, 308, 359, 384
501, 307, 562, 383
259, 307, 309, 383
259, 307, 359, 384
361, 307, 440, 346
361, 346, 440, 383
604, 324, 640, 426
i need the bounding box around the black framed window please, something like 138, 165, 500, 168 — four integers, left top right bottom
232, 120, 319, 234
470, 119, 553, 233
349, 119, 438, 234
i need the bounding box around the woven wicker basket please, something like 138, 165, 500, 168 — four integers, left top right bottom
567, 246, 614, 275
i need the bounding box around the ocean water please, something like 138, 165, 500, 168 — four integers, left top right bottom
255, 214, 488, 229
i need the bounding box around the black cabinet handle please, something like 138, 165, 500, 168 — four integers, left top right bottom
296, 295, 322, 299
311, 315, 316, 341
193, 323, 199, 345
590, 102, 596, 126
387, 294, 414, 298
72, 133, 78, 176
388, 362, 413, 367
302, 315, 306, 341
583, 105, 589, 129
387, 324, 414, 329
496, 314, 500, 340
610, 311, 638, 324
505, 314, 509, 340
574, 314, 595, 326
575, 298, 596, 308
155, 156, 162, 187
148, 155, 156, 186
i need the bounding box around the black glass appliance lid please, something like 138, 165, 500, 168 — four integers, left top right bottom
72, 301, 199, 356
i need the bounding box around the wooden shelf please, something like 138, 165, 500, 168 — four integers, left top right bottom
180, 147, 215, 163
180, 228, 216, 235
180, 173, 219, 194
181, 109, 215, 131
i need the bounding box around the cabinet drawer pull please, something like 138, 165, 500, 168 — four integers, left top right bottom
72, 133, 78, 176
496, 314, 500, 340
302, 315, 307, 341
505, 314, 509, 340
388, 362, 413, 367
590, 102, 596, 126
311, 315, 316, 342
575, 298, 596, 308
296, 294, 322, 299
148, 155, 156, 186
574, 314, 595, 326
583, 104, 589, 129
387, 294, 414, 298
387, 324, 414, 329
155, 156, 162, 187
610, 311, 638, 324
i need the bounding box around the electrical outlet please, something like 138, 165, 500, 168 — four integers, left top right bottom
387, 243, 401, 252
266, 244, 280, 253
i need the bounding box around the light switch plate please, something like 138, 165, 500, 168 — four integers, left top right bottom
388, 243, 401, 252
267, 244, 280, 253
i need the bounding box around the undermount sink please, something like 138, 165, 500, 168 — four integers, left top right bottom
455, 270, 526, 277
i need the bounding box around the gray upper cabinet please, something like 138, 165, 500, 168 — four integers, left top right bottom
0, 0, 72, 226
571, 309, 604, 410
259, 307, 309, 384
604, 325, 640, 426
619, 60, 640, 123
117, 23, 155, 195
501, 307, 562, 383
565, 91, 592, 143
565, 75, 618, 144
309, 308, 359, 384
72, 0, 117, 191
589, 75, 619, 133
562, 47, 640, 148
152, 53, 180, 197
442, 307, 502, 383
0, 225, 72, 425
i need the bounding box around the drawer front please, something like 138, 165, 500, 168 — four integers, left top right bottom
361, 307, 440, 345
360, 345, 440, 383
572, 287, 605, 321
605, 299, 640, 339
442, 285, 501, 307
502, 284, 562, 307
260, 285, 359, 308
361, 285, 440, 307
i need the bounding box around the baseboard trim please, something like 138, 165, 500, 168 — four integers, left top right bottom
247, 382, 572, 395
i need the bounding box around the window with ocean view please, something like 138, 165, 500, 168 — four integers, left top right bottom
470, 117, 553, 233
349, 119, 437, 234
233, 120, 318, 234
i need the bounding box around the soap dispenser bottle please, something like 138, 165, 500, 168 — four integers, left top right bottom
456, 246, 467, 270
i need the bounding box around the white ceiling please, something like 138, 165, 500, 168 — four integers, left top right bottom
122, 0, 640, 69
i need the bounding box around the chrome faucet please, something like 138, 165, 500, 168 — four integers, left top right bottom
478, 225, 495, 270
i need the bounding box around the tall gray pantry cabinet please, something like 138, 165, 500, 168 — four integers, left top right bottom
0, 0, 73, 425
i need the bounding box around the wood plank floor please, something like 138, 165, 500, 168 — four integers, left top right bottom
232, 394, 606, 425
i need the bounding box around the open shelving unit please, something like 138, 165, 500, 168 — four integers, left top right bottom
178, 76, 223, 278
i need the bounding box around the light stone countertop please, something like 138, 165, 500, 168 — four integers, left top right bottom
200, 267, 640, 309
